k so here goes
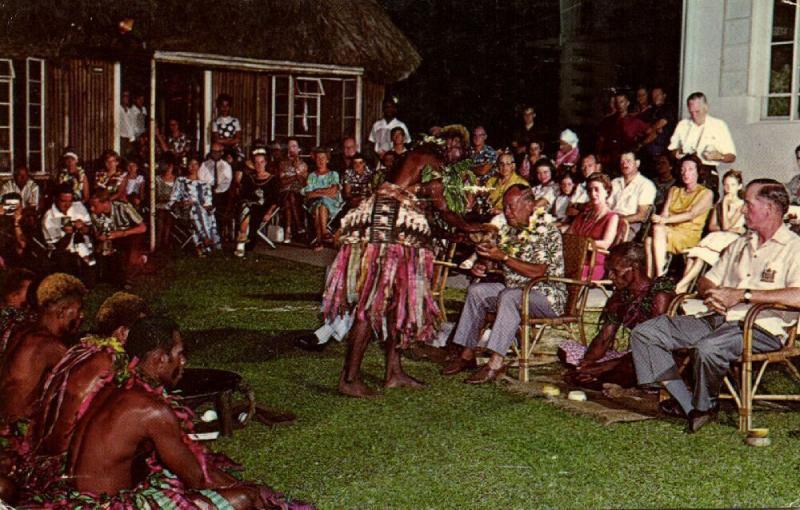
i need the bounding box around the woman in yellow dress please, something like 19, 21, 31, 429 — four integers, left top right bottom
646, 155, 713, 277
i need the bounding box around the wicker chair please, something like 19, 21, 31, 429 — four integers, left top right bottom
431, 241, 458, 321
668, 293, 800, 432
515, 234, 597, 382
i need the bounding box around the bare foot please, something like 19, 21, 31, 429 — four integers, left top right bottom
384, 370, 427, 389
338, 377, 380, 398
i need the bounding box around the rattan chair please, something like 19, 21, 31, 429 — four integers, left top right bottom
515, 233, 597, 382
431, 241, 458, 322
668, 293, 800, 432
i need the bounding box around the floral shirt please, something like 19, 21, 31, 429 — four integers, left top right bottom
498, 209, 567, 315
343, 166, 375, 198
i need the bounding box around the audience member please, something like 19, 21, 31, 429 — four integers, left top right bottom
168, 154, 220, 257
676, 169, 745, 293
640, 86, 676, 176
130, 92, 148, 142
669, 91, 736, 197
530, 158, 558, 209
634, 86, 651, 116
368, 98, 410, 157
342, 152, 374, 212
235, 147, 280, 257
553, 172, 580, 224
653, 153, 676, 213
388, 126, 409, 159
442, 186, 566, 383
331, 136, 358, 175
42, 184, 95, 280
566, 173, 619, 279
512, 106, 548, 156
785, 144, 800, 205
1, 164, 40, 213
118, 90, 136, 156
211, 93, 244, 161
156, 118, 192, 159
123, 158, 145, 201
631, 179, 800, 433
54, 149, 90, 202
555, 129, 580, 169
155, 155, 178, 250
518, 139, 544, 179
200, 142, 234, 240
88, 190, 147, 286
596, 92, 648, 174
279, 138, 309, 243
302, 148, 342, 251
94, 150, 126, 200
485, 152, 528, 214
608, 151, 656, 240
645, 155, 713, 277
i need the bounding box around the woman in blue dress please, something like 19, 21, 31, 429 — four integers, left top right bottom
302, 148, 342, 251
168, 154, 221, 256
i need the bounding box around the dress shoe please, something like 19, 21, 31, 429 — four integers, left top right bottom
441, 357, 477, 376
297, 334, 327, 352
658, 398, 686, 418
464, 363, 507, 384
684, 407, 717, 434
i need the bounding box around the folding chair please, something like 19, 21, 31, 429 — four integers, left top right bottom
169, 208, 195, 250
668, 293, 800, 432
255, 207, 281, 249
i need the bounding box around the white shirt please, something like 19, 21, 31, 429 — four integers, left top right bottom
368, 118, 411, 155
119, 105, 137, 141
0, 179, 40, 209
41, 201, 92, 253
125, 174, 145, 196
571, 183, 589, 205
609, 173, 656, 216
531, 182, 558, 208
199, 159, 233, 194
704, 225, 800, 338
668, 114, 736, 167
130, 105, 147, 138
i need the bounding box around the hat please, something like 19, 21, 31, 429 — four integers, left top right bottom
440, 124, 470, 148
63, 150, 79, 160
560, 129, 579, 148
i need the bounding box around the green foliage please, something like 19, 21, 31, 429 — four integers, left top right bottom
421, 160, 477, 214
111, 253, 800, 509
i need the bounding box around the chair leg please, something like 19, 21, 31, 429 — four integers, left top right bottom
783, 359, 800, 382
739, 358, 753, 433
519, 323, 530, 383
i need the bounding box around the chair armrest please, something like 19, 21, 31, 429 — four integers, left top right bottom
667, 293, 698, 316
742, 302, 800, 361
433, 260, 458, 269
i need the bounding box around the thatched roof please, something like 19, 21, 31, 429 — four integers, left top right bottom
0, 0, 421, 83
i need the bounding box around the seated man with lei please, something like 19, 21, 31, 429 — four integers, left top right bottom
29, 317, 312, 509
0, 273, 86, 504
442, 185, 567, 383
558, 243, 675, 388
30, 292, 149, 459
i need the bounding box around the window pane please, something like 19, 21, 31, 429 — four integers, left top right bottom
275, 96, 288, 115
773, 0, 796, 42
28, 154, 41, 173
29, 129, 41, 150
0, 129, 9, 149
0, 61, 10, 78
29, 105, 41, 126
769, 44, 793, 93
768, 96, 791, 117
0, 153, 9, 172
274, 76, 289, 95
0, 83, 8, 103
0, 105, 8, 126
29, 82, 41, 101
27, 59, 41, 78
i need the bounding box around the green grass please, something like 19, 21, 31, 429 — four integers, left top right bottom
109, 252, 800, 509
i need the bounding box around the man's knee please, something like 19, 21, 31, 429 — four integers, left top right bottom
497, 288, 521, 309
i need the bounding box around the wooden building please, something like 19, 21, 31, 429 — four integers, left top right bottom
0, 0, 421, 176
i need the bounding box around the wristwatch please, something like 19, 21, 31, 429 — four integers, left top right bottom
743, 289, 752, 304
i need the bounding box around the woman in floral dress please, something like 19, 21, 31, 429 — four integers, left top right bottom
302, 148, 342, 250
168, 155, 220, 256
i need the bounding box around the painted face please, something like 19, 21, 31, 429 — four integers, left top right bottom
606, 256, 635, 289
680, 160, 699, 186
723, 175, 742, 197
743, 184, 773, 230
588, 181, 608, 205
536, 166, 551, 185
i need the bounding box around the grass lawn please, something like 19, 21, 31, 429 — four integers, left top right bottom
91, 252, 800, 509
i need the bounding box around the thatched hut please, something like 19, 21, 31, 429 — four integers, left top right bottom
0, 0, 421, 174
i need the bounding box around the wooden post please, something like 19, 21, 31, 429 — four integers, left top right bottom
149, 58, 157, 251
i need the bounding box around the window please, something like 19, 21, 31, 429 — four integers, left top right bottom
0, 59, 13, 173
271, 75, 325, 148
766, 0, 800, 118
26, 58, 44, 173
342, 79, 356, 137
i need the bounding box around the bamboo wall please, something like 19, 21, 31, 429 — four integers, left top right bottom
46, 58, 115, 174
362, 79, 386, 149
211, 71, 271, 148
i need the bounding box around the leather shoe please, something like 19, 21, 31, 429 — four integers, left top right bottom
658, 398, 686, 418
684, 407, 717, 434
442, 357, 477, 376
464, 363, 507, 384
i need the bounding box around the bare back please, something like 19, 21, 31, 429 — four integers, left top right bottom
0, 327, 67, 420
386, 150, 441, 188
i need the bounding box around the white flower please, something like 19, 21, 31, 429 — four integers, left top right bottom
536, 225, 547, 234
542, 213, 554, 224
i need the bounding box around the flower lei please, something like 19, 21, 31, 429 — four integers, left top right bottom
420, 159, 476, 214
497, 207, 555, 257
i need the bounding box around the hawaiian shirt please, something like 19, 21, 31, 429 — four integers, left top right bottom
55, 168, 87, 201
498, 211, 567, 315
91, 201, 143, 238
469, 145, 498, 167
167, 133, 192, 158
343, 166, 375, 198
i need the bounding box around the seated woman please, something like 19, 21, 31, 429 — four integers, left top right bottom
167, 154, 220, 257
675, 169, 745, 293
301, 148, 343, 251
558, 242, 675, 388
529, 158, 559, 210
154, 155, 177, 250
566, 173, 619, 280
555, 129, 580, 169
235, 147, 280, 257
518, 139, 543, 180
553, 171, 581, 226
94, 150, 126, 201
645, 154, 713, 277
342, 152, 374, 212
278, 139, 308, 243
485, 151, 528, 215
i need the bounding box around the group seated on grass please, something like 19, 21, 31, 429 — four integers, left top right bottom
0, 271, 311, 509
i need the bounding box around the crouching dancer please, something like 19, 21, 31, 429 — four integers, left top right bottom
26, 317, 311, 509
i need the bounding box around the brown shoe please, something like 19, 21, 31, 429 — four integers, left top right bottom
464, 363, 507, 384
442, 357, 478, 376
